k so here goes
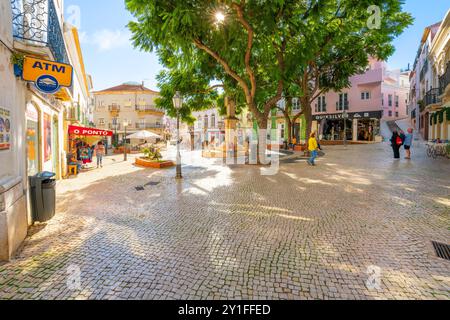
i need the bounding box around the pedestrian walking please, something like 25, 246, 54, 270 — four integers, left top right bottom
95, 141, 106, 168
390, 130, 402, 160
399, 130, 406, 145
307, 132, 319, 166
404, 128, 414, 159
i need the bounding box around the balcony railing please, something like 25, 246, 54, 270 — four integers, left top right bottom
335, 101, 349, 111
135, 105, 162, 113
439, 62, 450, 93
424, 88, 442, 107
135, 123, 162, 130
109, 123, 121, 130
419, 59, 428, 82
11, 0, 69, 64
108, 105, 121, 112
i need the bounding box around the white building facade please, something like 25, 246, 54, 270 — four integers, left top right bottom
0, 0, 92, 260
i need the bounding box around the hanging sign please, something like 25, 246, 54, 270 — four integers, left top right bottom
22, 56, 73, 94
68, 125, 113, 137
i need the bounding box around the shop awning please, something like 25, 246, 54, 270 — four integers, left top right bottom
68, 125, 113, 136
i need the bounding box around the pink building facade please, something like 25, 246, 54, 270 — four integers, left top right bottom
311, 59, 410, 142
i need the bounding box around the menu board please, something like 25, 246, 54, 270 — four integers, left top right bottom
0, 107, 11, 151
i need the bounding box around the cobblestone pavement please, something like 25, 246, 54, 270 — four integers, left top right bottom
0, 141, 449, 300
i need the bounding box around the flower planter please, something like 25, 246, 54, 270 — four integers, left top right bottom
13, 64, 22, 77
135, 157, 175, 168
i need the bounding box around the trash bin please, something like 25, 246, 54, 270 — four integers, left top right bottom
29, 171, 56, 223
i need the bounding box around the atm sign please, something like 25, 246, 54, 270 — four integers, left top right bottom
22, 56, 73, 87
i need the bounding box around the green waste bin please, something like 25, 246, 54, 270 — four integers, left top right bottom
29, 172, 56, 223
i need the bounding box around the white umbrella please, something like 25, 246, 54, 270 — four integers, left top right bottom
126, 130, 162, 140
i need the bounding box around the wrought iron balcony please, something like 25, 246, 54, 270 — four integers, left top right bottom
335, 101, 349, 111
135, 105, 162, 113
439, 62, 450, 94
11, 0, 69, 64
135, 123, 162, 130
108, 105, 121, 112
424, 88, 442, 107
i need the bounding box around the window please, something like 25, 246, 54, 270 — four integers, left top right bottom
388, 111, 392, 117
361, 92, 370, 100
292, 98, 300, 111
395, 95, 399, 108
337, 93, 348, 111
381, 93, 384, 106
388, 94, 393, 107
211, 114, 216, 128
204, 115, 208, 129
316, 96, 326, 112
395, 112, 399, 117
98, 118, 105, 125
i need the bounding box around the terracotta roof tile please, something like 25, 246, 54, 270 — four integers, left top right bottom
95, 83, 159, 94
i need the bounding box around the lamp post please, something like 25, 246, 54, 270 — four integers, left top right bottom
123, 120, 128, 161
173, 91, 183, 179
343, 110, 349, 147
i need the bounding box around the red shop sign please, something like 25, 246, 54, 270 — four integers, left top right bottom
68, 125, 113, 137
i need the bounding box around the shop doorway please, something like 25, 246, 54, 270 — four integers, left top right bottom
357, 119, 380, 142
322, 119, 352, 141
52, 116, 59, 178
293, 123, 301, 142
26, 103, 40, 176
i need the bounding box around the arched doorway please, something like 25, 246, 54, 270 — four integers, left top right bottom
26, 103, 40, 176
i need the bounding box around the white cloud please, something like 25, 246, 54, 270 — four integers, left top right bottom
82, 29, 131, 52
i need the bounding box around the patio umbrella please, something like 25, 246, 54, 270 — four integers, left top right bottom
126, 130, 162, 140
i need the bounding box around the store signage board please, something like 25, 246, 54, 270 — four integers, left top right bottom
22, 56, 73, 94
314, 111, 383, 121
68, 125, 113, 137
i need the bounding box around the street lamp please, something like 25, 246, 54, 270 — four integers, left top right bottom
173, 91, 183, 179
123, 120, 129, 161
342, 110, 349, 147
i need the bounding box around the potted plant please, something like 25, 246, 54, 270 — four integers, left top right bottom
10, 52, 25, 77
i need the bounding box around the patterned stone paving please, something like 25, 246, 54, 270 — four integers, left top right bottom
0, 142, 449, 300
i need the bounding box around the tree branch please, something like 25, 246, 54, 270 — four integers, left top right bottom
232, 3, 256, 100
192, 84, 224, 94
193, 38, 251, 104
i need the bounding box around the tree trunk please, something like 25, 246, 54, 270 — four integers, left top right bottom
286, 117, 292, 146
249, 116, 269, 165
300, 96, 312, 155
190, 132, 195, 151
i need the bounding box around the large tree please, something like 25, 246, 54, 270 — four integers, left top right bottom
126, 0, 412, 142
280, 0, 413, 143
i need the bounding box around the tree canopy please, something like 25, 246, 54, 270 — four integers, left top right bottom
126, 0, 412, 131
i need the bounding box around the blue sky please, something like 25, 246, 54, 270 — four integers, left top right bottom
64, 0, 450, 91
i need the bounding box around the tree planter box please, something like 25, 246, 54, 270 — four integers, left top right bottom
135, 157, 174, 168
294, 145, 307, 151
